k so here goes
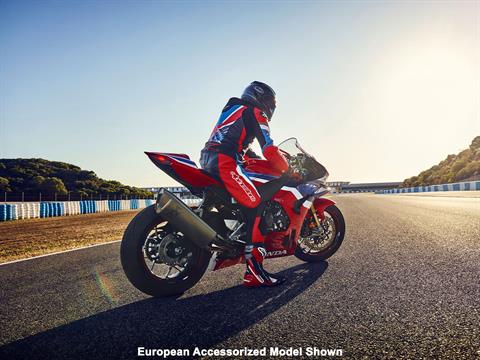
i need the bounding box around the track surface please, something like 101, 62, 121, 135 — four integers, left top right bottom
0, 194, 479, 359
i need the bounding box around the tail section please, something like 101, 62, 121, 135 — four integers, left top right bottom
145, 152, 221, 193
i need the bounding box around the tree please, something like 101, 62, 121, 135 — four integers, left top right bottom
452, 158, 468, 173
0, 177, 10, 191
0, 158, 153, 197
32, 176, 46, 186
470, 136, 480, 150
402, 135, 480, 186
39, 177, 68, 195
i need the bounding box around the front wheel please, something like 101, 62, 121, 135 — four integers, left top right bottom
294, 204, 346, 262
120, 205, 211, 297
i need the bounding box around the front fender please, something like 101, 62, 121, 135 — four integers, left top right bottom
312, 197, 336, 221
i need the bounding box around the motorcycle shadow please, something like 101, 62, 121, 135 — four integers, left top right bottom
0, 261, 328, 360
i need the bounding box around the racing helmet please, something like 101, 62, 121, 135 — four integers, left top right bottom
241, 81, 276, 120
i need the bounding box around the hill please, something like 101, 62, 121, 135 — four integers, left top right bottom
0, 158, 152, 198
403, 136, 480, 187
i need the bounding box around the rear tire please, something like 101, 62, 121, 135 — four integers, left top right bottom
120, 205, 211, 297
294, 204, 345, 262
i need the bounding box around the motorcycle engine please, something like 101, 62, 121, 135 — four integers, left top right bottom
260, 200, 290, 234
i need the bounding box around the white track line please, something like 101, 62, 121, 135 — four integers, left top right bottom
0, 240, 121, 266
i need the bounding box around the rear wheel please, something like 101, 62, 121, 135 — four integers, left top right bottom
294, 204, 345, 262
120, 205, 211, 297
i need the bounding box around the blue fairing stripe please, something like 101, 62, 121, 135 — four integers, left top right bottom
170, 156, 198, 167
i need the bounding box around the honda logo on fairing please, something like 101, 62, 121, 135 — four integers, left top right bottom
267, 250, 287, 257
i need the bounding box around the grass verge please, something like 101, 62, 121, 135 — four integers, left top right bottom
0, 210, 140, 264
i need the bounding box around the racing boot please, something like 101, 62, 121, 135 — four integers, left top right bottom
243, 245, 286, 287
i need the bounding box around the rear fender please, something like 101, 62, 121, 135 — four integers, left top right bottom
312, 197, 336, 221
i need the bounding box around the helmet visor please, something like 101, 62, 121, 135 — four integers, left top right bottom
264, 95, 276, 118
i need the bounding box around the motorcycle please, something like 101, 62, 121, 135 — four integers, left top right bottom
120, 138, 345, 297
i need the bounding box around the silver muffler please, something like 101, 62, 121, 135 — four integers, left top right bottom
155, 188, 221, 249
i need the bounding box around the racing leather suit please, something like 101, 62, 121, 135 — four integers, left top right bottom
200, 97, 290, 286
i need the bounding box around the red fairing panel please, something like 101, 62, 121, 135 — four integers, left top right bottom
261, 196, 337, 257
145, 152, 221, 188
252, 178, 311, 256
313, 197, 336, 221
170, 161, 220, 187
213, 181, 311, 272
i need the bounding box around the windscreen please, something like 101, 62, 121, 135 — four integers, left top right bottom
278, 138, 305, 158
278, 138, 329, 182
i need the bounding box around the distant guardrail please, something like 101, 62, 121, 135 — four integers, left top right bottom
378, 180, 480, 194
0, 198, 202, 222
0, 199, 153, 222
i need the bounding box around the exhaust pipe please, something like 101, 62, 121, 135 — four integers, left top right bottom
155, 188, 222, 249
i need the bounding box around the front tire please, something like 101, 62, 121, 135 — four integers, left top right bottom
120, 205, 211, 297
295, 204, 346, 262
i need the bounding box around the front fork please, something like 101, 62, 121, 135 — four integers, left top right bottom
310, 204, 322, 227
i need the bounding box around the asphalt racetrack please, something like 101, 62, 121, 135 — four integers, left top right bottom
0, 194, 479, 359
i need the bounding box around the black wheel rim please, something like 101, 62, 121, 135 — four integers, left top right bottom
141, 221, 195, 280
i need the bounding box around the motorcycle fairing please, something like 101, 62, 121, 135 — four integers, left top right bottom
145, 149, 336, 269
145, 152, 221, 193
312, 197, 336, 221
240, 172, 313, 254
258, 195, 336, 260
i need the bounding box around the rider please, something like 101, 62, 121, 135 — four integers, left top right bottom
200, 81, 294, 288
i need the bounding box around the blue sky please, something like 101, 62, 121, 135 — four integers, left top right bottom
1, 0, 479, 186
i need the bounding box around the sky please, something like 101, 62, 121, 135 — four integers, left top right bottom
1, 0, 479, 187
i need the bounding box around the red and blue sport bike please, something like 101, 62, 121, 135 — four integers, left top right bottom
121, 138, 345, 297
